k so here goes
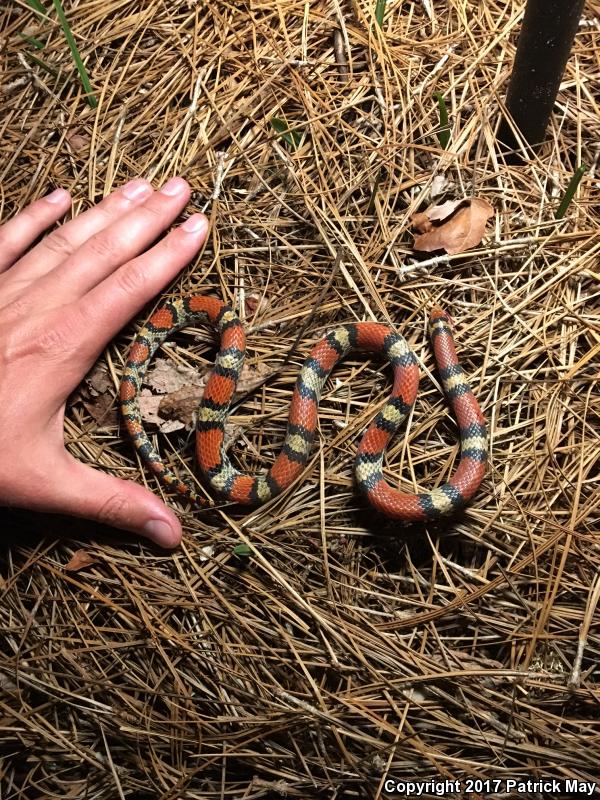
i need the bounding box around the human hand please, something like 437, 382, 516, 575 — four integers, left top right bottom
0, 178, 208, 548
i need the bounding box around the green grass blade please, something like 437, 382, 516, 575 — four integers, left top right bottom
23, 0, 47, 49
271, 117, 302, 150
375, 0, 386, 28
51, 0, 97, 108
435, 92, 450, 149
555, 164, 587, 219
18, 32, 46, 50
23, 51, 59, 77
25, 0, 46, 16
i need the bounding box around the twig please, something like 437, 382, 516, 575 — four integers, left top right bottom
282, 250, 343, 364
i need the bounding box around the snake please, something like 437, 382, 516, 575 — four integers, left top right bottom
119, 296, 487, 520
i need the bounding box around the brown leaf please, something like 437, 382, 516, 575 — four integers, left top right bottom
139, 360, 208, 428
412, 197, 494, 255
158, 386, 202, 426
234, 361, 274, 395
147, 359, 205, 394
411, 198, 465, 233
425, 198, 466, 223
65, 549, 98, 572
83, 392, 119, 426
138, 389, 166, 426
157, 362, 276, 427
87, 364, 112, 395
244, 292, 270, 316
410, 211, 434, 233
66, 127, 90, 154
223, 422, 247, 451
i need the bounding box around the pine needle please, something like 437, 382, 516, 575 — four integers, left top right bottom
1, 0, 598, 795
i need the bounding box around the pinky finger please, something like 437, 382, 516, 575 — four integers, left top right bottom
0, 188, 71, 273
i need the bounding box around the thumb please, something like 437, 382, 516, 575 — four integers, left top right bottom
53, 455, 182, 548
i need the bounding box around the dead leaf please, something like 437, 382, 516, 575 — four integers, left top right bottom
412, 200, 465, 228
157, 386, 203, 425
244, 292, 270, 316
223, 422, 247, 451
64, 549, 98, 572
137, 359, 208, 428
138, 389, 165, 426
234, 361, 274, 395
430, 173, 453, 199
156, 362, 276, 428
410, 211, 434, 233
87, 364, 112, 395
66, 127, 90, 154
411, 197, 494, 255
147, 359, 205, 394
83, 392, 119, 426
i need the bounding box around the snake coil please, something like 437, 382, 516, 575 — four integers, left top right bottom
120, 297, 487, 520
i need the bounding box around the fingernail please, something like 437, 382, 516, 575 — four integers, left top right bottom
181, 213, 208, 234
160, 177, 187, 196
122, 179, 153, 200
143, 519, 178, 547
46, 188, 70, 204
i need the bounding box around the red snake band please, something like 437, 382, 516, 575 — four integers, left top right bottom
119, 296, 487, 520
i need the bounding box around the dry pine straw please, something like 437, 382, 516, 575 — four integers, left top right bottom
0, 0, 599, 798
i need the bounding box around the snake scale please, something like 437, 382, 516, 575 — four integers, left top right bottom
119, 296, 487, 520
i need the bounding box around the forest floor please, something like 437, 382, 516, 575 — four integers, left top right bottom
1, 1, 599, 798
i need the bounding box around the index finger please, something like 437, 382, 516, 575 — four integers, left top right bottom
74, 212, 209, 360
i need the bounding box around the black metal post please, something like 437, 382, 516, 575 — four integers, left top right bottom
498, 0, 586, 151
